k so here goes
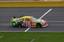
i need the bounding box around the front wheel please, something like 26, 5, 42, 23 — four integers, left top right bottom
36, 23, 42, 28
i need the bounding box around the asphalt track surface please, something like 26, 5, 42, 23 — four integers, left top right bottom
0, 7, 64, 32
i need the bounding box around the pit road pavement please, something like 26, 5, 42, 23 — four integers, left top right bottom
0, 7, 64, 32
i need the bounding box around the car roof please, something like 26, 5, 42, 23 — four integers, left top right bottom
20, 16, 32, 19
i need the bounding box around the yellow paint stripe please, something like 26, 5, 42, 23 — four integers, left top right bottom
0, 2, 64, 7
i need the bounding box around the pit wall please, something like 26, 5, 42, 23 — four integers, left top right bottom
0, 2, 64, 7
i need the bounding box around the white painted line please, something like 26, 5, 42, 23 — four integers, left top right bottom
24, 9, 52, 32
39, 9, 52, 19
30, 39, 35, 42
24, 28, 30, 32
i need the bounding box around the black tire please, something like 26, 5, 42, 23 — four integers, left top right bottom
36, 23, 42, 28
18, 21, 23, 28
11, 22, 19, 28
11, 22, 17, 27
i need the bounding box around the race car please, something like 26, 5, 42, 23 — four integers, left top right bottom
10, 16, 48, 28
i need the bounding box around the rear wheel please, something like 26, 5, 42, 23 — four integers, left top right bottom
11, 22, 19, 28
18, 21, 23, 28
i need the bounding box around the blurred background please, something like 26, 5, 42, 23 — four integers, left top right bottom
0, 0, 63, 2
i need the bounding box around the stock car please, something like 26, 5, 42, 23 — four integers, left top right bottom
10, 16, 48, 28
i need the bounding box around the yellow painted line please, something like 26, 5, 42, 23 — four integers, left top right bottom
0, 2, 64, 7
